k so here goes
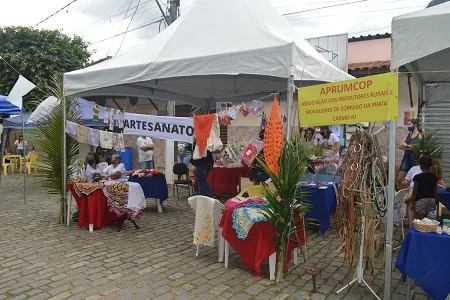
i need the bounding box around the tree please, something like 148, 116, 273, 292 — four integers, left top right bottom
0, 26, 90, 109
427, 0, 450, 7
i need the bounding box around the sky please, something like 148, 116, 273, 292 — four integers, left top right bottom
1, 0, 430, 61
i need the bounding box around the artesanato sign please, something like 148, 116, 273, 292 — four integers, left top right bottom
123, 113, 194, 143
298, 73, 398, 127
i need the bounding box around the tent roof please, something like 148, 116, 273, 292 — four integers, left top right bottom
0, 95, 22, 115
64, 0, 352, 107
391, 2, 450, 82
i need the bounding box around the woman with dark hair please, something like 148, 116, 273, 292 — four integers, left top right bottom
85, 152, 104, 181
319, 126, 340, 158
250, 129, 269, 185
303, 128, 315, 143
411, 155, 438, 220
397, 118, 422, 188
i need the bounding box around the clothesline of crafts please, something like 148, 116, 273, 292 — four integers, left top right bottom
92, 106, 125, 130
65, 121, 125, 151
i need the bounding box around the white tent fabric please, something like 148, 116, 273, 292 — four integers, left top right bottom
27, 96, 59, 124
64, 0, 352, 107
391, 2, 450, 82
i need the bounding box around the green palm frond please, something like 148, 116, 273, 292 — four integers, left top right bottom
412, 130, 443, 163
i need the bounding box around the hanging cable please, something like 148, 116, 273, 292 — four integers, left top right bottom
114, 0, 142, 56
33, 0, 80, 28
282, 0, 369, 16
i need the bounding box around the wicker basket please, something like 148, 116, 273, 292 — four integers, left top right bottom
413, 221, 439, 233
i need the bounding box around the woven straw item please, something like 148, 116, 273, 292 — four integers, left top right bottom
264, 96, 284, 176
413, 221, 439, 233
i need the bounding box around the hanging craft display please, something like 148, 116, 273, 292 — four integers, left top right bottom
65, 121, 77, 138
100, 131, 113, 149
88, 128, 100, 147
239, 104, 249, 117
93, 105, 100, 123
193, 114, 216, 157
76, 125, 88, 144
260, 112, 268, 130
263, 96, 284, 176
109, 108, 115, 130
117, 111, 124, 129
104, 107, 109, 124
227, 106, 239, 120
240, 138, 263, 165
250, 100, 264, 116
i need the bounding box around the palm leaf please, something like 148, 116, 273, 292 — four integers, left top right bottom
411, 130, 443, 163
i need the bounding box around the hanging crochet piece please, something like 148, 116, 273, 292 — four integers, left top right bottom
109, 109, 115, 130
65, 121, 77, 138
240, 104, 249, 117
100, 131, 113, 149
88, 128, 100, 147
104, 107, 109, 124
264, 96, 284, 176
193, 114, 216, 156
92, 105, 100, 123
227, 106, 239, 120
117, 111, 124, 129
76, 125, 88, 144
250, 100, 264, 116
222, 115, 231, 126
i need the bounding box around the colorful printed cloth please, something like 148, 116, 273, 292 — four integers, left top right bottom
102, 182, 146, 220
224, 196, 265, 209
232, 203, 267, 240
72, 182, 103, 197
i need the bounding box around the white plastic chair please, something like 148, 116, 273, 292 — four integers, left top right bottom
394, 189, 409, 251
188, 196, 225, 262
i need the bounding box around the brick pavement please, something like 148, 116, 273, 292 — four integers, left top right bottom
0, 174, 428, 299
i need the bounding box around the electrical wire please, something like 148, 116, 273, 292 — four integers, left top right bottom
282, 0, 369, 16
33, 0, 80, 28
106, 0, 135, 56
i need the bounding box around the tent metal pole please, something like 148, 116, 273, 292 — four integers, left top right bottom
22, 113, 26, 205
0, 126, 4, 187
286, 67, 294, 140
63, 96, 69, 226
164, 101, 175, 184
384, 119, 396, 299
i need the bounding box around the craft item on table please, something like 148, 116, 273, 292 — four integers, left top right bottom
117, 111, 124, 128
240, 104, 249, 117
87, 128, 100, 147
227, 106, 239, 120
225, 196, 266, 209
72, 182, 103, 197
104, 107, 109, 124
232, 203, 267, 239
250, 100, 264, 116
109, 108, 115, 130
93, 105, 100, 123
103, 182, 146, 220
130, 169, 162, 177
263, 96, 284, 176
100, 131, 113, 149
188, 196, 223, 247
76, 125, 88, 144
193, 114, 223, 159
240, 138, 264, 165
193, 113, 215, 157
65, 121, 78, 138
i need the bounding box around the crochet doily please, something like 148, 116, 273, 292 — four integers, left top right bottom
264, 96, 284, 176
194, 114, 216, 156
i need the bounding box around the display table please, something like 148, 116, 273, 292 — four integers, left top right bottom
68, 183, 123, 231
128, 175, 169, 213
395, 228, 450, 300
220, 207, 306, 277
3, 155, 22, 173
302, 184, 337, 233
193, 167, 248, 195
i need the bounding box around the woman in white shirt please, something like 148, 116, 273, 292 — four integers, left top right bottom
85, 153, 104, 181
103, 154, 127, 182
320, 126, 340, 158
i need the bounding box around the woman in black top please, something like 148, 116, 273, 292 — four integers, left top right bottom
190, 145, 214, 197
411, 155, 438, 220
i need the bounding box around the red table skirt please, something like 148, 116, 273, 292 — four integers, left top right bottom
220, 208, 306, 276
194, 167, 249, 195
68, 184, 123, 230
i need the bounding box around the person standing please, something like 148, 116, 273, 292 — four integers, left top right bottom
177, 142, 192, 168
14, 134, 27, 156
191, 148, 214, 197
397, 119, 422, 188
411, 155, 438, 220
137, 136, 154, 169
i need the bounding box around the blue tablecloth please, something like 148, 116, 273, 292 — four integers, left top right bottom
302, 184, 337, 234
128, 176, 169, 203
438, 188, 450, 210
395, 228, 450, 300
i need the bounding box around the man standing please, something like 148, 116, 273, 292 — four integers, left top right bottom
14, 134, 27, 156
137, 136, 154, 169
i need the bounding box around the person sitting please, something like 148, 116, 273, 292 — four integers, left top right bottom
85, 153, 104, 181
411, 155, 438, 220
319, 126, 340, 159
303, 128, 315, 143
103, 154, 127, 182
26, 146, 36, 158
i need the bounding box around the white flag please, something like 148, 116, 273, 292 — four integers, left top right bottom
7, 75, 36, 110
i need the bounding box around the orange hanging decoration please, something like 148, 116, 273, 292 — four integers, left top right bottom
264, 96, 284, 177
193, 114, 216, 156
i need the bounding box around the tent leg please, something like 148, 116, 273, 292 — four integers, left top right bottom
22, 114, 26, 205
165, 101, 175, 183
384, 119, 396, 299
286, 68, 294, 140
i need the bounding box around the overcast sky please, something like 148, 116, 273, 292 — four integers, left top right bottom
1, 0, 429, 61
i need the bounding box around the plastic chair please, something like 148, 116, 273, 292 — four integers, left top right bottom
20, 154, 39, 174
173, 163, 193, 200
2, 157, 13, 175
393, 189, 409, 251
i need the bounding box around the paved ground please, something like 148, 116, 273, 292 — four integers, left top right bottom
0, 174, 428, 300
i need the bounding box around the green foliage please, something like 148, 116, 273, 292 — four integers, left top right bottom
256, 134, 310, 252
0, 26, 90, 110
411, 130, 443, 163
36, 75, 81, 223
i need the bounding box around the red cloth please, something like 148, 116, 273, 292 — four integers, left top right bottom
193, 167, 248, 195
220, 208, 306, 276
68, 184, 122, 230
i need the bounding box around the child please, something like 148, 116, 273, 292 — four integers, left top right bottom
411, 155, 438, 220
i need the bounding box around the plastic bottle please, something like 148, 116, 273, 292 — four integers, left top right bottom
428, 208, 437, 221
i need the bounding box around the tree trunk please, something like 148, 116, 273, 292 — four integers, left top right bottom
275, 250, 285, 283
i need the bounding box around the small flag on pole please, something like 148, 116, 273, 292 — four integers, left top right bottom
7, 75, 36, 110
